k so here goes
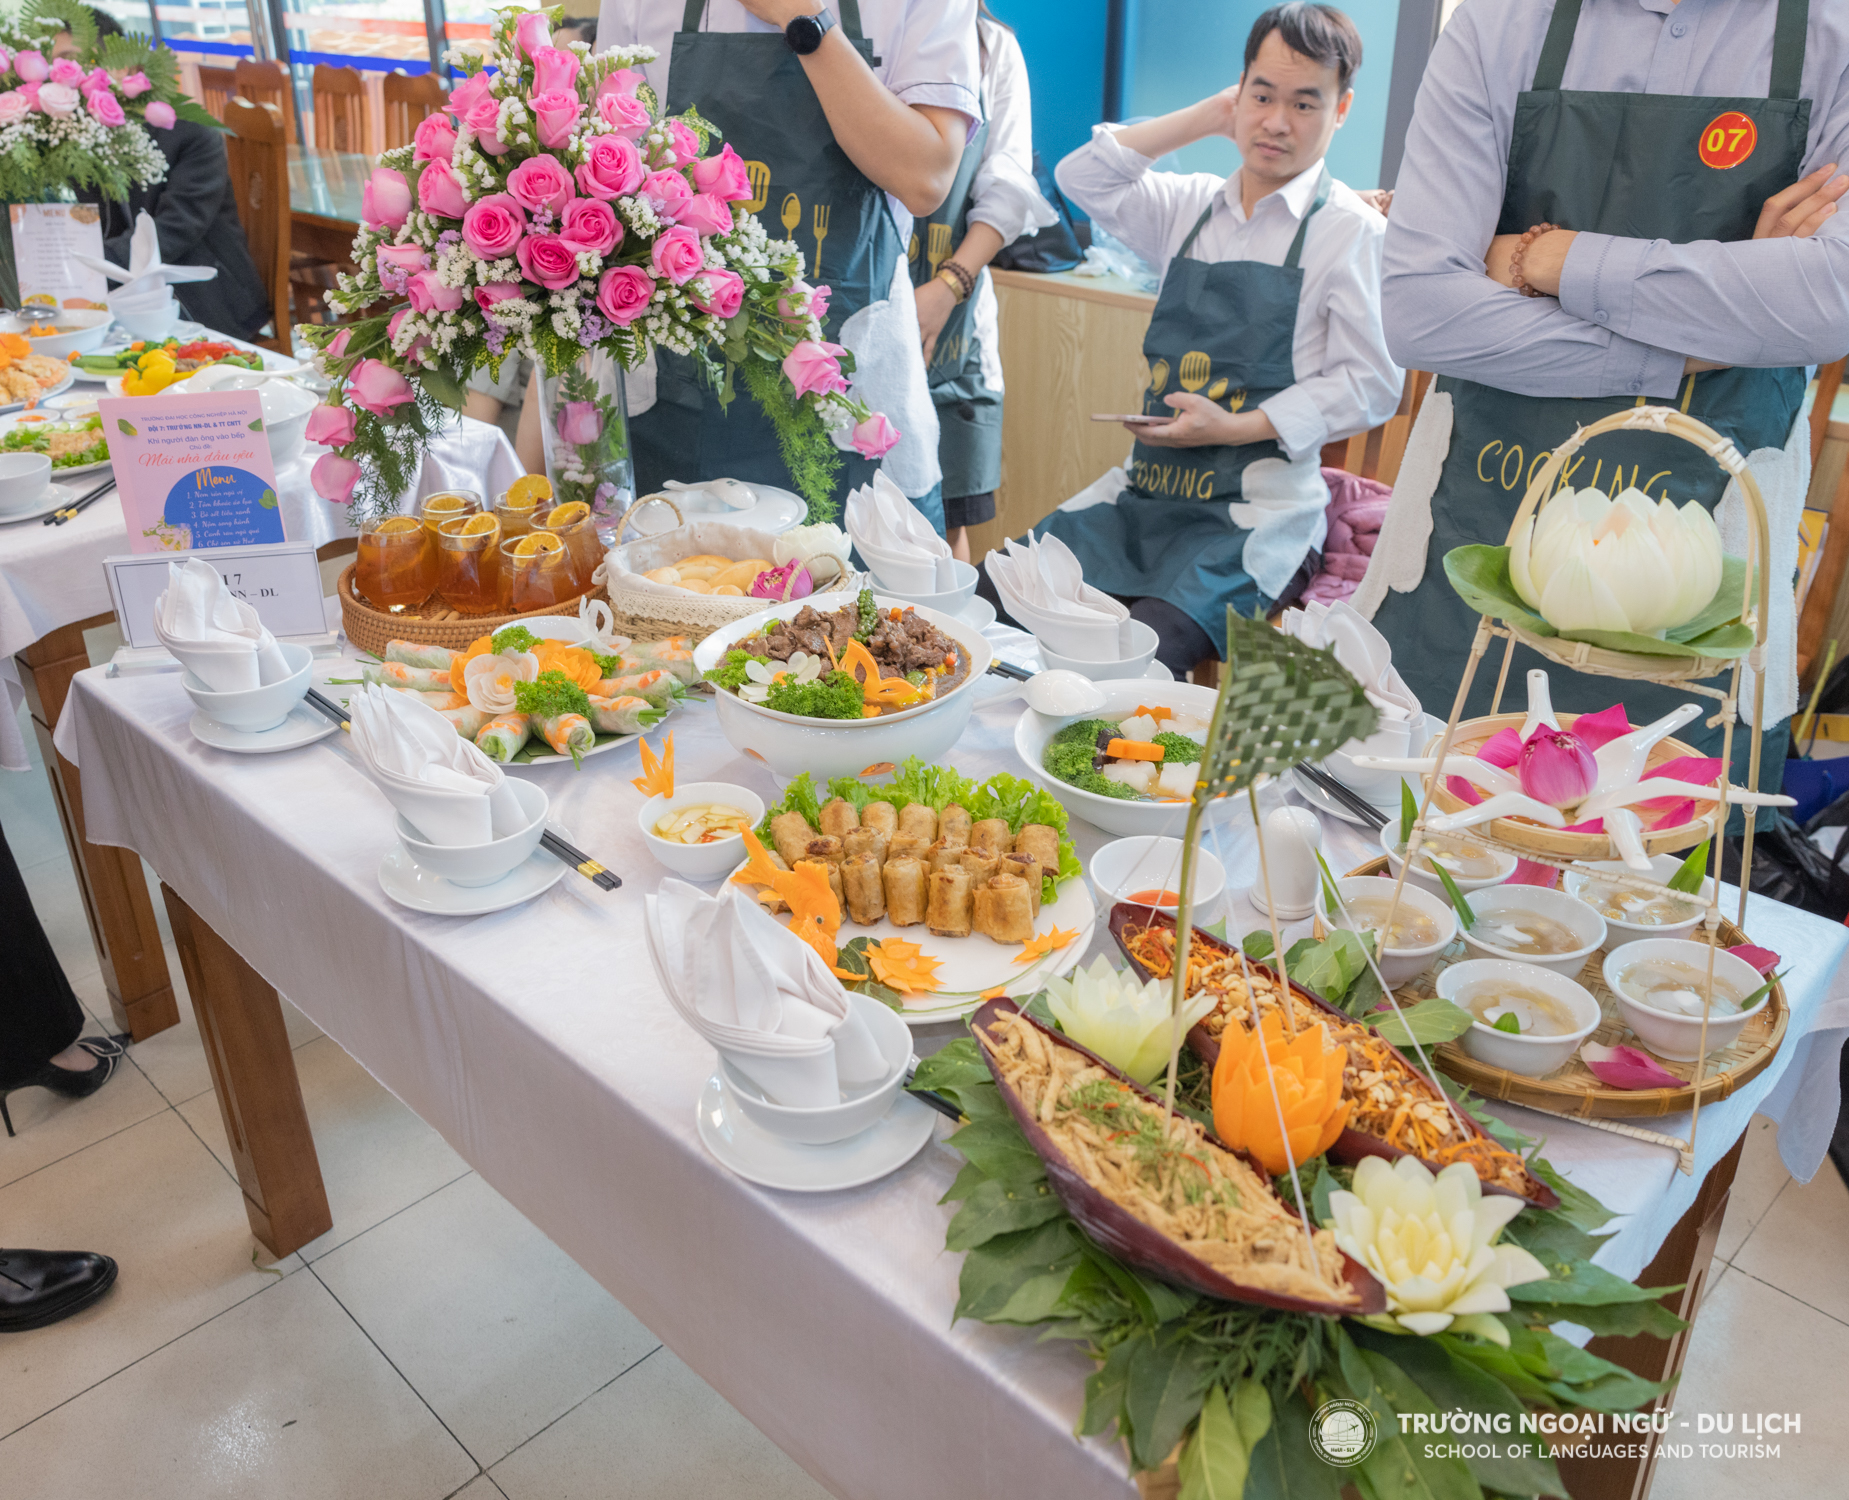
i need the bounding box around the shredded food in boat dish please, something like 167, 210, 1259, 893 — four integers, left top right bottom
979, 1009, 1356, 1303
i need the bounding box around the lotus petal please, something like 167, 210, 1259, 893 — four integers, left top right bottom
1581, 1040, 1682, 1090
1538, 552, 1635, 634
1568, 702, 1632, 751
1728, 944, 1780, 974
1477, 726, 1527, 767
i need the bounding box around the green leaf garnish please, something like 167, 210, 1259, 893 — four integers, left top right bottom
1666, 840, 1711, 894
1400, 777, 1419, 838
491, 624, 541, 655
1432, 857, 1476, 931
1493, 1012, 1522, 1033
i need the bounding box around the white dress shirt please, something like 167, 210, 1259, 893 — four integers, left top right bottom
1056, 127, 1404, 462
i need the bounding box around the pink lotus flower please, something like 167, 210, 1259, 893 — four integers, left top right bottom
348, 359, 416, 417
47, 57, 82, 87
559, 196, 620, 257
515, 233, 580, 291
407, 269, 464, 313
556, 400, 602, 446
664, 120, 702, 166
86, 87, 124, 127
676, 192, 733, 237
687, 268, 744, 319
1518, 729, 1596, 807
305, 403, 356, 448
596, 264, 655, 326
690, 143, 753, 202
575, 135, 644, 200
449, 70, 493, 118
530, 89, 581, 149
514, 9, 551, 59
782, 340, 850, 399
142, 99, 176, 130
641, 168, 692, 221
850, 412, 900, 459
417, 159, 468, 219
749, 559, 813, 601
1580, 1042, 1682, 1092
326, 327, 352, 358
362, 167, 412, 229
461, 193, 525, 259
506, 153, 574, 214
37, 82, 78, 117
375, 242, 428, 282
0, 91, 28, 126
529, 45, 580, 95
119, 70, 151, 98
597, 90, 651, 137
413, 110, 458, 164
474, 281, 522, 315
312, 452, 362, 504
13, 50, 47, 84
649, 224, 705, 285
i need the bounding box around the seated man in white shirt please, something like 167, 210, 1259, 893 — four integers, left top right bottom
999, 2, 1401, 672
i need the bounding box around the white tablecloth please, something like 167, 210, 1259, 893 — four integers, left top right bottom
50, 652, 1849, 1498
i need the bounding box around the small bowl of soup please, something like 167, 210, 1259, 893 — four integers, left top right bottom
1458, 884, 1605, 978
1378, 815, 1517, 897
1564, 855, 1712, 954
1316, 875, 1457, 986
1602, 938, 1769, 1061
1438, 958, 1603, 1077
638, 781, 766, 881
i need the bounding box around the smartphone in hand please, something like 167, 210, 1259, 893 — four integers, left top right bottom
1091, 413, 1172, 426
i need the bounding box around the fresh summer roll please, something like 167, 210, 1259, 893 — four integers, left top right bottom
974, 873, 1035, 943
883, 857, 925, 926
366, 661, 454, 691
1002, 853, 1042, 917
861, 801, 898, 841
805, 835, 845, 868
585, 694, 665, 736
533, 711, 595, 760
592, 669, 681, 710
1016, 824, 1060, 875
959, 850, 1000, 891
624, 636, 700, 683
771, 811, 817, 867
888, 835, 931, 863
971, 818, 1013, 857
927, 866, 972, 938
474, 713, 532, 761
843, 855, 886, 925
820, 797, 860, 839
383, 640, 457, 669
939, 804, 973, 846
797, 856, 844, 911
898, 803, 938, 843
440, 705, 493, 740
844, 827, 888, 864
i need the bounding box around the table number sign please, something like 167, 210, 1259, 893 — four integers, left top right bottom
103, 542, 330, 654
99, 391, 284, 554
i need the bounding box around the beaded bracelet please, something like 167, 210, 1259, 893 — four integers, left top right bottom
936, 261, 975, 303
1509, 222, 1560, 299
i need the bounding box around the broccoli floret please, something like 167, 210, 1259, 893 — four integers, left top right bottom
1048, 718, 1121, 752
704, 648, 766, 691
764, 669, 866, 719
513, 669, 592, 719
1043, 733, 1139, 799
1152, 730, 1204, 764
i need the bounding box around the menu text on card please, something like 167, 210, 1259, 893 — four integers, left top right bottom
9, 204, 108, 308
100, 391, 284, 553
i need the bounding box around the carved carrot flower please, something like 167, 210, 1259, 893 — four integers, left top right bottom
866, 938, 943, 995
1013, 925, 1080, 965
629, 732, 675, 797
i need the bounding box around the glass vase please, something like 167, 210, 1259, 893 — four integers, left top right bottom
537, 348, 634, 544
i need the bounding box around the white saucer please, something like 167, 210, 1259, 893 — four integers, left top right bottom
695, 1071, 937, 1191
1290, 766, 1394, 827
377, 843, 566, 916
0, 483, 79, 525
189, 704, 339, 753
958, 595, 997, 631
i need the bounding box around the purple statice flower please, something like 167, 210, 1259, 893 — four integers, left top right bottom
483, 324, 507, 356
580, 313, 610, 343
437, 229, 461, 248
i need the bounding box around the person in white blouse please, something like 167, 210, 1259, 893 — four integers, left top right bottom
597, 0, 981, 532
1028, 2, 1402, 672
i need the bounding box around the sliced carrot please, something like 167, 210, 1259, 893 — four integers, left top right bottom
1134, 705, 1175, 723
1106, 738, 1165, 762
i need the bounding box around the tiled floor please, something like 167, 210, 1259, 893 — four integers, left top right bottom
4, 701, 1847, 1499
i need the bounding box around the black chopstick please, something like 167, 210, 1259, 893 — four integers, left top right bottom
1294, 759, 1388, 829
541, 830, 621, 891
303, 687, 351, 729
45, 477, 116, 525
986, 659, 1033, 681
903, 1068, 965, 1122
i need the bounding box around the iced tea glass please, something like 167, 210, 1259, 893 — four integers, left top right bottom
355, 518, 435, 613
500, 535, 576, 614
541, 510, 602, 596
494, 489, 542, 540
435, 514, 505, 614
420, 489, 482, 536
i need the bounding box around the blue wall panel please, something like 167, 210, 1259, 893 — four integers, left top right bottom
987, 0, 1111, 178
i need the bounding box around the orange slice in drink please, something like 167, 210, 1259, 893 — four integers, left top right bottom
513, 531, 564, 558
505, 474, 553, 511
374, 515, 423, 536
459, 513, 500, 538
545, 501, 591, 529
422, 492, 477, 533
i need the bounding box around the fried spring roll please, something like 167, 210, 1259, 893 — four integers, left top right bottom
939, 803, 972, 846
959, 850, 1000, 892
1002, 853, 1042, 917
861, 801, 898, 840
1016, 823, 1060, 874
925, 839, 963, 875
843, 854, 886, 925
844, 827, 889, 864
927, 866, 972, 937
974, 873, 1036, 943
805, 835, 845, 867
888, 834, 930, 863
883, 856, 925, 926
796, 857, 844, 912
970, 817, 1013, 857
820, 797, 860, 839
898, 803, 938, 843
771, 811, 818, 867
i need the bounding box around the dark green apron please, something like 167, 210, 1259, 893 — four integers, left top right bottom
912, 118, 1002, 500
1036, 173, 1331, 640
630, 0, 905, 509
1369, 0, 1812, 798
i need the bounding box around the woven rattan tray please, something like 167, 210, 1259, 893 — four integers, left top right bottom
337, 565, 600, 658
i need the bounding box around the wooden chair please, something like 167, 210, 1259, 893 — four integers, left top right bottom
223, 96, 293, 353
234, 58, 296, 144
310, 64, 369, 155
382, 69, 446, 150
197, 64, 236, 122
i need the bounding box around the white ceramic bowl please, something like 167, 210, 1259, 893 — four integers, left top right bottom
717, 991, 913, 1144
1318, 875, 1457, 986
392, 777, 549, 888
179, 641, 313, 733
2, 307, 113, 360
693, 590, 991, 784
1089, 835, 1226, 922
638, 780, 767, 881
1459, 884, 1606, 977
1378, 815, 1517, 897
1603, 938, 1768, 1062
1014, 676, 1233, 838
1438, 958, 1603, 1077
1564, 855, 1714, 954
1325, 715, 1422, 803
866, 559, 979, 614
0, 451, 51, 513
177, 367, 318, 466
1035, 618, 1160, 681
110, 296, 180, 343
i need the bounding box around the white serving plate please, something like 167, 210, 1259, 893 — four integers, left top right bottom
0, 482, 79, 525
0, 411, 110, 476
696, 1071, 936, 1190
188, 704, 339, 754
0, 366, 72, 413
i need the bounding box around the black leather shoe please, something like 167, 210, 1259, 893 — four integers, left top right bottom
0, 1249, 119, 1331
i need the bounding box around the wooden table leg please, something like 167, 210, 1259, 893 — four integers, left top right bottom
14, 619, 177, 1040
160, 882, 331, 1258
1554, 1132, 1747, 1500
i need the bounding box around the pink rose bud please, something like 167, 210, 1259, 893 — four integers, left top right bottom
347, 358, 417, 417
648, 224, 705, 285
596, 264, 656, 326
460, 193, 526, 260
529, 89, 581, 150
850, 412, 900, 459
417, 159, 469, 219
142, 99, 176, 130
515, 233, 581, 291
13, 50, 48, 84
690, 143, 754, 202
806, 284, 832, 321
781, 340, 850, 399
506, 153, 574, 214
36, 81, 78, 117
412, 109, 458, 164
598, 68, 643, 100
641, 168, 692, 221
575, 135, 644, 200
375, 242, 428, 279
514, 10, 552, 59
558, 196, 621, 257
448, 70, 493, 118
406, 268, 464, 313
119, 70, 151, 98
529, 45, 580, 95
47, 57, 82, 87
361, 166, 412, 228
305, 403, 357, 448
665, 120, 701, 165
776, 279, 817, 322
556, 400, 602, 446
687, 268, 744, 319
327, 327, 352, 358
474, 281, 522, 314
476, 127, 509, 156
87, 88, 125, 127
1518, 728, 1597, 808
676, 192, 733, 237
597, 90, 651, 138
311, 452, 362, 504
80, 66, 111, 96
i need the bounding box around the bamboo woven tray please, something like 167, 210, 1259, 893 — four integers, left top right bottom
337, 565, 601, 658
1343, 855, 1786, 1118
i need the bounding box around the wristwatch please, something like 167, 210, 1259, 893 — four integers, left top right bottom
785, 6, 837, 55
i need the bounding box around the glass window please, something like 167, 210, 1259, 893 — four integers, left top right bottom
278, 0, 433, 75
441, 0, 498, 76
92, 0, 159, 38
152, 0, 257, 59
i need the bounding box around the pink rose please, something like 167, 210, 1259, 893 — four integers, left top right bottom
650, 224, 705, 285
475, 124, 509, 156
407, 268, 464, 313
664, 120, 701, 166
777, 280, 818, 321
575, 135, 644, 200
597, 90, 651, 138
386, 307, 429, 358
305, 403, 356, 448
448, 70, 493, 118
326, 327, 352, 358
349, 359, 417, 417
850, 412, 900, 459
374, 242, 428, 281
118, 70, 151, 98
598, 68, 643, 100
515, 233, 580, 290
311, 452, 362, 504
676, 192, 733, 237
474, 281, 521, 315
782, 340, 850, 399
0, 49, 12, 73
0, 91, 28, 126
142, 99, 176, 130
461, 93, 501, 136
557, 401, 601, 446
37, 82, 78, 117
529, 45, 580, 95
529, 90, 581, 150
558, 197, 620, 257
690, 143, 753, 203
596, 265, 655, 326
361, 166, 412, 228
417, 159, 468, 219
687, 268, 744, 319
505, 153, 574, 214
641, 168, 692, 221
86, 88, 125, 128
461, 193, 525, 259
514, 10, 551, 59
47, 58, 82, 87
412, 110, 457, 164
80, 67, 111, 97
13, 51, 47, 84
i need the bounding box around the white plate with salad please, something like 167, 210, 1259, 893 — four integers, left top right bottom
0, 410, 109, 475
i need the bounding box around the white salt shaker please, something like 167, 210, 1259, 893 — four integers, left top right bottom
1251, 805, 1323, 921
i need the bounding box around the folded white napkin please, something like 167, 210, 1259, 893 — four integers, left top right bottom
348, 685, 528, 846
984, 533, 1133, 660
645, 879, 889, 1107
1279, 599, 1422, 720
846, 470, 955, 593
664, 477, 757, 510
154, 557, 293, 692
77, 210, 217, 300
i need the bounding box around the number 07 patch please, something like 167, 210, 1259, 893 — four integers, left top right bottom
1699, 111, 1757, 169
